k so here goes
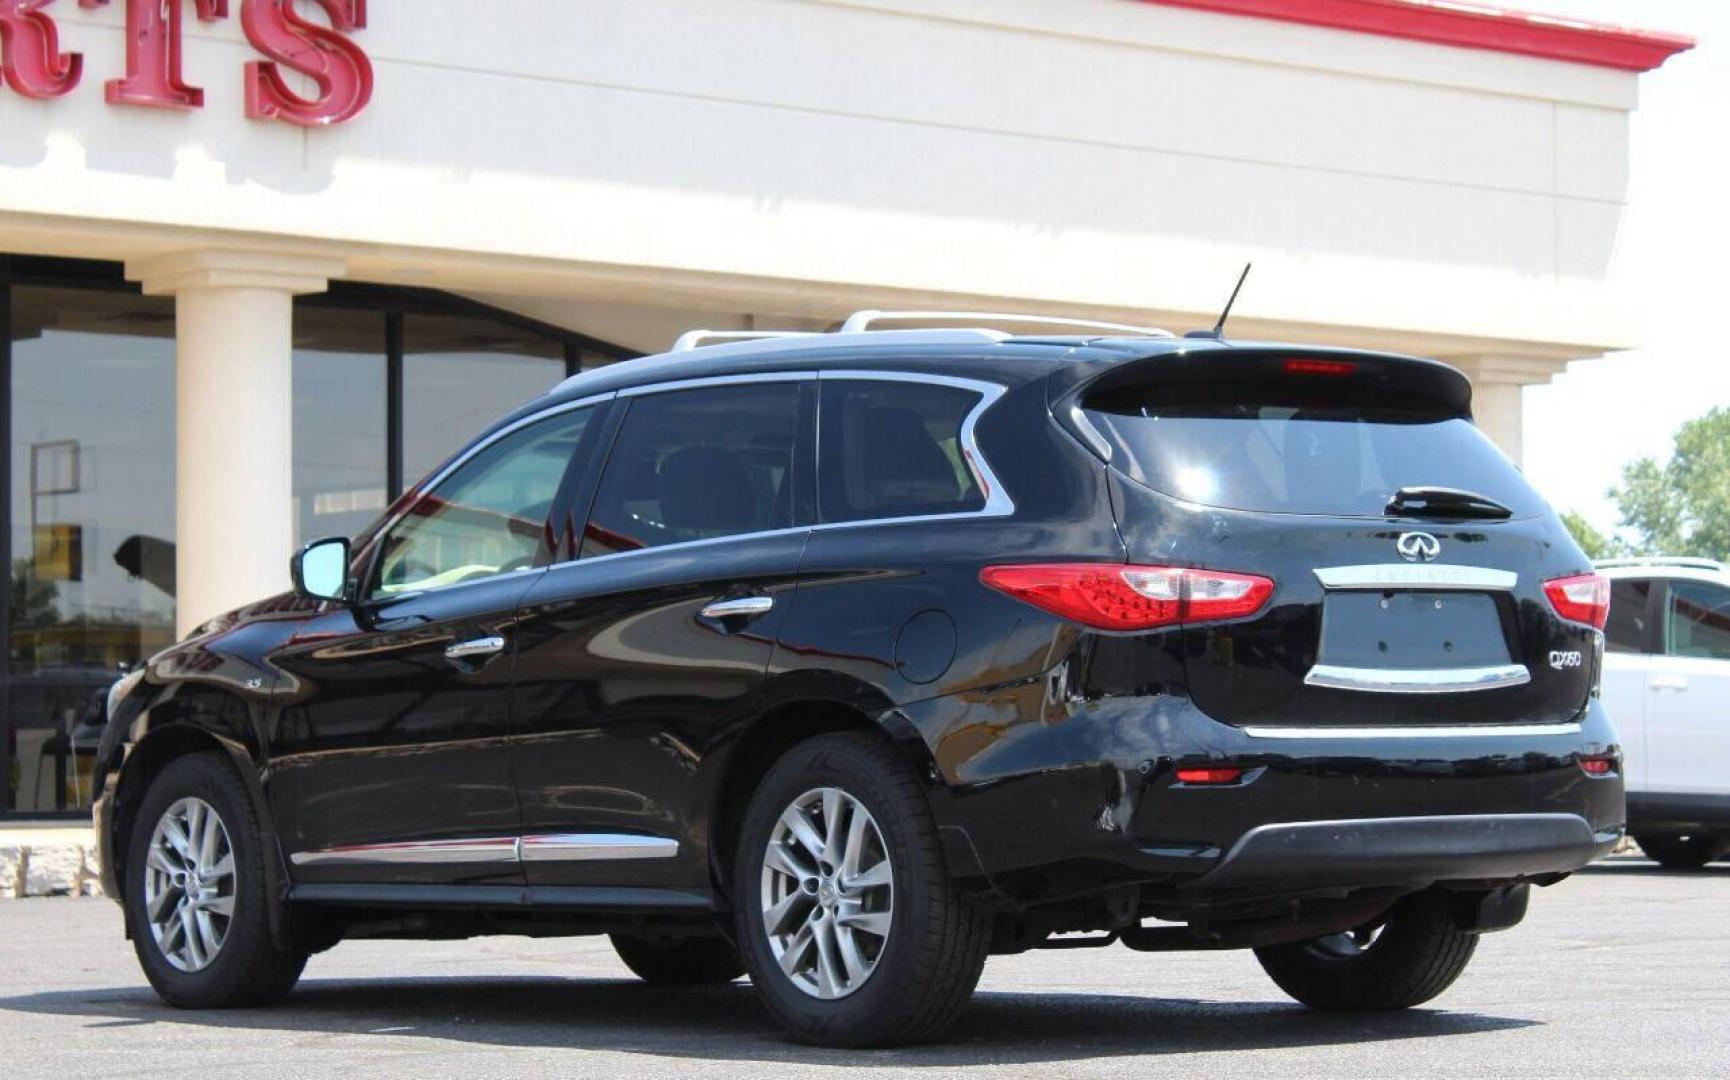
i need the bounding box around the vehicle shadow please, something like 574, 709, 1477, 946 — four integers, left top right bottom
1576, 859, 1730, 880
0, 977, 1535, 1066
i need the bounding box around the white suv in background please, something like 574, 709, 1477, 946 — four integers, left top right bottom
1599, 557, 1730, 868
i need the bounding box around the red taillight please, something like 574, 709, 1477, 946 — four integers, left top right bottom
1284, 358, 1357, 377
979, 563, 1274, 631
1544, 573, 1611, 630
1175, 765, 1244, 785
1580, 755, 1617, 777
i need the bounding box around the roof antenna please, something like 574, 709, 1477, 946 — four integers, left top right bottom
1185, 262, 1252, 340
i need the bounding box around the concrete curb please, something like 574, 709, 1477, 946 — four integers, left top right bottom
0, 829, 104, 898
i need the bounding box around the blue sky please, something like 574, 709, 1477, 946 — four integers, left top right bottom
1521, 0, 1730, 537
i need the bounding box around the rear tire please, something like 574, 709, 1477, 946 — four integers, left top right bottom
732, 731, 990, 1047
1254, 892, 1477, 1011
1635, 832, 1730, 870
124, 752, 308, 1009
610, 933, 745, 985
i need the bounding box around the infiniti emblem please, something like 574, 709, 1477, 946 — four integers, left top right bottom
1396, 532, 1441, 563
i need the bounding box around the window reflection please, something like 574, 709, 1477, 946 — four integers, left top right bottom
8, 285, 176, 812
294, 307, 387, 546
403, 313, 565, 488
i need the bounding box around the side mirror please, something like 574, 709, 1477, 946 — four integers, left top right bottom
292, 537, 352, 604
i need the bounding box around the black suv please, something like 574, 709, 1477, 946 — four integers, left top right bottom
94, 314, 1623, 1046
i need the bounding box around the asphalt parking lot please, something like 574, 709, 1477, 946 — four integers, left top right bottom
2, 856, 1725, 1079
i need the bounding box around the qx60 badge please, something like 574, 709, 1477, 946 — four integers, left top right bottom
1396, 531, 1442, 563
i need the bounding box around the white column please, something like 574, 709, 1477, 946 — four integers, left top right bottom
1446, 354, 1569, 468
128, 250, 346, 637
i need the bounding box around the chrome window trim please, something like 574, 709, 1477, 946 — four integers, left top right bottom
616, 370, 816, 397
1303, 662, 1532, 694
360, 392, 615, 602
380, 367, 1018, 583
1314, 564, 1518, 591
290, 833, 678, 866
1243, 722, 1582, 739
818, 369, 1015, 519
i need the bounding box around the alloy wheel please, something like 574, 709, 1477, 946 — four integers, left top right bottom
143, 796, 236, 973
759, 786, 894, 1000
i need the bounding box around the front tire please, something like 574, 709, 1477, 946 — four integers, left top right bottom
1635, 832, 1730, 870
610, 933, 745, 985
733, 732, 990, 1047
124, 752, 308, 1008
1254, 892, 1477, 1011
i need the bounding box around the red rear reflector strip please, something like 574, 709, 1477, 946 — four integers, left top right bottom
1283, 358, 1357, 377
1544, 573, 1611, 630
1579, 756, 1616, 776
979, 563, 1274, 632
1175, 766, 1244, 785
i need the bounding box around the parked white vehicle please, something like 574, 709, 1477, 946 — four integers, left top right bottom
1598, 557, 1730, 868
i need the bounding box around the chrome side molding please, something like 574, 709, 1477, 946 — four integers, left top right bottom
519, 834, 679, 862
1314, 564, 1518, 591
289, 837, 519, 867
1243, 721, 1582, 739
1303, 662, 1532, 694
290, 833, 680, 867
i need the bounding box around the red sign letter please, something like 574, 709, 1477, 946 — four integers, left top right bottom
241, 0, 369, 126
81, 0, 229, 109
0, 0, 81, 98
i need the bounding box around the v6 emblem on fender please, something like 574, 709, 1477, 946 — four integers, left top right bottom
1396, 532, 1441, 563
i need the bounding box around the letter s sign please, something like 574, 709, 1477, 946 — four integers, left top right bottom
241, 0, 370, 126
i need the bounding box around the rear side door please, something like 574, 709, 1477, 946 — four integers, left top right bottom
1600, 576, 1657, 789
1646, 577, 1730, 795
509, 376, 813, 890
268, 401, 604, 884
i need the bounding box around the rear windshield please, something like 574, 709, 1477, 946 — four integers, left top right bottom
1084, 399, 1545, 519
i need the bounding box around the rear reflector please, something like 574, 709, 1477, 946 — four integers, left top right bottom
1175, 766, 1244, 785
1579, 755, 1616, 777
979, 563, 1275, 631
1544, 573, 1611, 630
1283, 358, 1357, 377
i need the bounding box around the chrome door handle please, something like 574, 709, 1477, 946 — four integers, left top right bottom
1649, 676, 1690, 691
445, 635, 506, 660
700, 596, 774, 620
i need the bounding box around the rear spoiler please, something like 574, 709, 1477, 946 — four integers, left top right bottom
1049, 347, 1474, 462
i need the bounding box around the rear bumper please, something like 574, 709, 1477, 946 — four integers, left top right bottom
1191, 812, 1616, 894
911, 690, 1625, 910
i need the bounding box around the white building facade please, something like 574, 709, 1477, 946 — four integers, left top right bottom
0, 0, 1690, 816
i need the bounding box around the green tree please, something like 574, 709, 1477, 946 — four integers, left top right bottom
1610, 407, 1730, 561
1559, 510, 1620, 561
10, 558, 61, 629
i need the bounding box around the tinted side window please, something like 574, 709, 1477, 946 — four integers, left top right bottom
1605, 578, 1652, 654
819, 380, 985, 524
372, 406, 593, 597
582, 382, 800, 556
1664, 581, 1730, 661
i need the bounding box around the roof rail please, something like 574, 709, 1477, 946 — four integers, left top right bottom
670, 329, 821, 353
1594, 556, 1728, 572
840, 310, 1175, 338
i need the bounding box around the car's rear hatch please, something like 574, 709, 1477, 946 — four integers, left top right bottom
1061, 346, 1599, 729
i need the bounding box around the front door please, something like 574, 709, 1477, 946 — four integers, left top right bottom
1646, 578, 1730, 796
268, 401, 603, 884
510, 378, 811, 891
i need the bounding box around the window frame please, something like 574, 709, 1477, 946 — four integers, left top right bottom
357, 394, 614, 603
1605, 575, 1661, 656
813, 369, 1015, 530
1657, 576, 1730, 663
571, 374, 815, 563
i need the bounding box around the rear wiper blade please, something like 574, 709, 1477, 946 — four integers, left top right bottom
1385, 486, 1513, 520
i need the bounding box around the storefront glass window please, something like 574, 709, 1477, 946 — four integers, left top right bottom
402, 314, 565, 487
293, 307, 388, 546
8, 285, 176, 813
